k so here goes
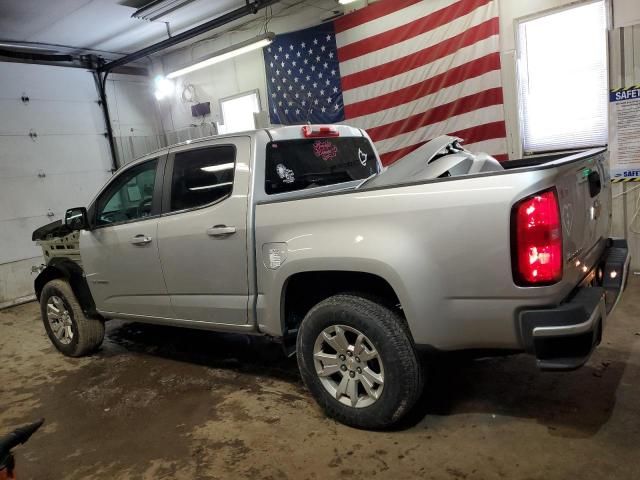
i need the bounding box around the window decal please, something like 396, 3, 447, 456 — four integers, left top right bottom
358, 148, 368, 166
313, 140, 338, 161
276, 164, 295, 184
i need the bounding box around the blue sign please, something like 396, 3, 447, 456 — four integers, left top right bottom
610, 86, 640, 102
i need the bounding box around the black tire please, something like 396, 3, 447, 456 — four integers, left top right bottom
40, 279, 104, 357
296, 294, 423, 429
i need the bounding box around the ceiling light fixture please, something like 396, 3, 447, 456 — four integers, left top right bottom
338, 0, 359, 4
167, 32, 275, 79
154, 75, 174, 100
132, 0, 197, 22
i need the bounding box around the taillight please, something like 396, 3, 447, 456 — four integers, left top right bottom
301, 125, 339, 138
511, 189, 562, 285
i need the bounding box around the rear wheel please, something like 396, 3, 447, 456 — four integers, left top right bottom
40, 279, 104, 357
297, 294, 423, 429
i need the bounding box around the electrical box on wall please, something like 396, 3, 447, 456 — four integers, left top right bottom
191, 102, 211, 117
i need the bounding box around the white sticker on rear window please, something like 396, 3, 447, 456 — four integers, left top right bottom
358, 148, 368, 166
276, 164, 295, 184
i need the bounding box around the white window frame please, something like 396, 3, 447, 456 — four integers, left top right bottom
515, 0, 610, 156
218, 89, 261, 134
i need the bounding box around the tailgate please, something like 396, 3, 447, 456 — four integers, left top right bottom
554, 150, 611, 280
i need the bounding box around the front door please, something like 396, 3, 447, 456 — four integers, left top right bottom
81, 157, 171, 318
156, 138, 250, 325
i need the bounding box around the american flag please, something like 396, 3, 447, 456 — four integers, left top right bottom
264, 23, 345, 125
264, 0, 507, 164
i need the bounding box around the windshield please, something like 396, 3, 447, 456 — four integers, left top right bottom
265, 137, 378, 195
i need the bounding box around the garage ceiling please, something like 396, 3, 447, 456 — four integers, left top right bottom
0, 0, 261, 54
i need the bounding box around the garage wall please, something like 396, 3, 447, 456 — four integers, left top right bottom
156, 0, 639, 154
499, 0, 639, 158
0, 63, 161, 308
155, 0, 338, 140
155, 0, 640, 270
610, 23, 640, 270
106, 73, 166, 165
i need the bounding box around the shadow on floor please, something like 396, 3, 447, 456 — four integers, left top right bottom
104, 320, 300, 383
402, 347, 629, 437
104, 320, 629, 437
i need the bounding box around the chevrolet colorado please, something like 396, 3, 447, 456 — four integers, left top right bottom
32, 125, 629, 429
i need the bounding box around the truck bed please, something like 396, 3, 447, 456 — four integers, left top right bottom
254, 146, 611, 353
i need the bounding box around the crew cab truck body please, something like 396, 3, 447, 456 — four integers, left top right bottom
33, 125, 629, 429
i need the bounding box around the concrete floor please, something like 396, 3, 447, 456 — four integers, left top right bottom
1, 282, 640, 480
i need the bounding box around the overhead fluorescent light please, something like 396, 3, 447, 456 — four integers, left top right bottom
189, 182, 233, 191
167, 32, 275, 79
200, 163, 234, 173
338, 0, 359, 4
132, 0, 197, 22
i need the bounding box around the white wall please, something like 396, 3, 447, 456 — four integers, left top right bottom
498, 0, 640, 159
0, 63, 162, 307
0, 62, 113, 307
106, 73, 166, 165
155, 0, 337, 138
152, 0, 640, 272
610, 22, 640, 269
155, 0, 640, 156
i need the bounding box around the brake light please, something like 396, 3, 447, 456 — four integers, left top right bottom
301, 125, 339, 138
512, 189, 562, 285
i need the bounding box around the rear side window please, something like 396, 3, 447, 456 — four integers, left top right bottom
265, 137, 378, 195
170, 146, 236, 211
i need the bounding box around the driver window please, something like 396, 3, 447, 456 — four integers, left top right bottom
96, 159, 158, 226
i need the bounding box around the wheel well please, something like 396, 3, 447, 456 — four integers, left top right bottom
34, 260, 100, 319
282, 271, 403, 336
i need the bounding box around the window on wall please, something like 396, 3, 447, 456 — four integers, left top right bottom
517, 1, 608, 154
219, 91, 260, 134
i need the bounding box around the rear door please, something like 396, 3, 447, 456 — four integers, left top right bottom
81, 156, 171, 317
156, 137, 251, 325
555, 150, 611, 278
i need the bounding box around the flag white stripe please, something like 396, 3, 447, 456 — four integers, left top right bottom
462, 137, 507, 155
347, 70, 502, 132
338, 3, 492, 77
335, 0, 457, 46
371, 104, 505, 154
342, 35, 498, 105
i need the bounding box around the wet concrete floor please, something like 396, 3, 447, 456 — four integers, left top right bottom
1, 279, 640, 479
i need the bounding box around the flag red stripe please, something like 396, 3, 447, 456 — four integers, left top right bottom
378, 123, 506, 165
448, 120, 506, 144
378, 121, 506, 164
334, 0, 424, 34
345, 52, 500, 119
379, 145, 425, 165
341, 18, 499, 91
338, 0, 491, 62
367, 87, 503, 142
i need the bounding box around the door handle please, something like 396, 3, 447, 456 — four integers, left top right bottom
206, 225, 236, 237
131, 234, 152, 246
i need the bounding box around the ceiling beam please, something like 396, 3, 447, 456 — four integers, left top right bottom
98, 0, 279, 73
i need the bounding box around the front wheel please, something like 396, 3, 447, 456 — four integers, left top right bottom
296, 294, 423, 429
40, 279, 105, 357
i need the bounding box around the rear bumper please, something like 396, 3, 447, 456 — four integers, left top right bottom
518, 239, 630, 371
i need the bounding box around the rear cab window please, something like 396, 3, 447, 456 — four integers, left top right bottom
265, 137, 378, 195
169, 145, 236, 212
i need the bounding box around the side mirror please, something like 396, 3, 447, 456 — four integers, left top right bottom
65, 207, 89, 231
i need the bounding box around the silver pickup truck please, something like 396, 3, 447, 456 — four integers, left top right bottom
32, 124, 629, 429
